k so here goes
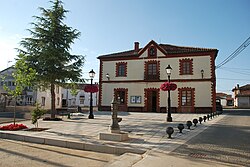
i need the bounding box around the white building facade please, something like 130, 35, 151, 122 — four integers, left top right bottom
98, 40, 218, 113
36, 84, 98, 110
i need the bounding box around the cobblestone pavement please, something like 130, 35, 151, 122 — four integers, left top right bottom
170, 109, 250, 167
0, 139, 118, 167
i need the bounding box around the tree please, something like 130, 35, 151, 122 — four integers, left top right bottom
18, 0, 84, 119
3, 54, 36, 125
31, 103, 46, 128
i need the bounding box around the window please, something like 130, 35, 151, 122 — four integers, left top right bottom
148, 46, 156, 57
181, 90, 192, 106
26, 97, 33, 105
56, 85, 59, 94
117, 91, 125, 104
79, 96, 85, 104
145, 61, 159, 80
41, 97, 46, 106
116, 62, 127, 77
179, 59, 193, 75
57, 97, 60, 106
114, 88, 128, 105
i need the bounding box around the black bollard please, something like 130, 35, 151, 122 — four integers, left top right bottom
177, 124, 184, 133
166, 127, 174, 138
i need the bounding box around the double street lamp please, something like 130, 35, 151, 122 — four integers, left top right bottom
166, 65, 172, 122
88, 69, 95, 119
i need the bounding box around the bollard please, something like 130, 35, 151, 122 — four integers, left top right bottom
166, 127, 174, 138
193, 119, 198, 126
177, 123, 184, 133
186, 121, 192, 129
199, 117, 203, 124
203, 116, 207, 122
207, 114, 210, 120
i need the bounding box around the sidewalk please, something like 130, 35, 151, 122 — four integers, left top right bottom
0, 111, 225, 165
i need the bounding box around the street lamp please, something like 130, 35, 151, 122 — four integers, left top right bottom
201, 69, 204, 79
166, 65, 172, 122
88, 69, 95, 119
106, 73, 110, 81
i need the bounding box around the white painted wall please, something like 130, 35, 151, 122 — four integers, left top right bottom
102, 81, 212, 108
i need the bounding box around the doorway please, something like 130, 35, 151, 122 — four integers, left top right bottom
146, 89, 159, 112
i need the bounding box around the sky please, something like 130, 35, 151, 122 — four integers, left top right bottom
0, 0, 249, 94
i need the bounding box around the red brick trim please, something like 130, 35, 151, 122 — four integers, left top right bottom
98, 60, 103, 110
179, 58, 193, 75
114, 88, 128, 111
138, 40, 168, 56
210, 52, 216, 112
116, 62, 127, 77
144, 88, 160, 112
144, 60, 160, 81
178, 87, 195, 112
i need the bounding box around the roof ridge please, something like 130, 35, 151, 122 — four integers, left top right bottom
159, 43, 217, 50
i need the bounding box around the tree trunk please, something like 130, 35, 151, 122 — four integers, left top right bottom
14, 97, 16, 125
51, 83, 56, 119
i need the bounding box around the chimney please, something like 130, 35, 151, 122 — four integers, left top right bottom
134, 42, 139, 52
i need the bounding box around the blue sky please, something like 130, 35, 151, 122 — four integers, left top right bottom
0, 0, 249, 94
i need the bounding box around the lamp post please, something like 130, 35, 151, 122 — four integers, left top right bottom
166, 65, 172, 122
201, 69, 204, 79
106, 73, 110, 81
88, 69, 95, 119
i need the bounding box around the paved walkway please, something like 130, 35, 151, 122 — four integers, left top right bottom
0, 111, 225, 166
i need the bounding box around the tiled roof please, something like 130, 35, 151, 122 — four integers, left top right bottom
239, 84, 250, 90
216, 92, 227, 98
232, 84, 250, 91
98, 42, 217, 59
159, 44, 217, 54
98, 49, 141, 58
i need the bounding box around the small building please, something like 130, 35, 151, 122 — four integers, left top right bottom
36, 83, 99, 110
232, 84, 250, 108
0, 66, 37, 106
216, 92, 233, 107
98, 40, 218, 113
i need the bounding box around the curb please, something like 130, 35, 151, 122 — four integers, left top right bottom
0, 132, 146, 155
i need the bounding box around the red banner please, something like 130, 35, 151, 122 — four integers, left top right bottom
160, 82, 177, 91
84, 85, 99, 93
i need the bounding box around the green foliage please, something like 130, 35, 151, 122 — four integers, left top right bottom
69, 83, 79, 97
3, 54, 36, 98
32, 103, 46, 128
18, 0, 85, 118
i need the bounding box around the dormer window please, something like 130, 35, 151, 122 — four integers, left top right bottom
148, 46, 156, 57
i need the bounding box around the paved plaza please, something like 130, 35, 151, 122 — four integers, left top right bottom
0, 112, 222, 154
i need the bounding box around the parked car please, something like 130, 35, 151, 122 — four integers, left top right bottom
216, 99, 223, 114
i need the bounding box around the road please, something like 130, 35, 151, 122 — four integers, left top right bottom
0, 139, 117, 167
170, 109, 250, 166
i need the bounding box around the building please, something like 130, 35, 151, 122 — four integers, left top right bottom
216, 92, 234, 107
232, 84, 250, 108
36, 84, 99, 110
98, 40, 218, 113
0, 66, 37, 106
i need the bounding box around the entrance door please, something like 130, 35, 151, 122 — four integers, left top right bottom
179, 88, 194, 112
146, 90, 158, 112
